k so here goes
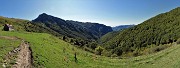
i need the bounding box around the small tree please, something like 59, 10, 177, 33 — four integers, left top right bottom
90, 42, 98, 49
112, 47, 123, 56
70, 39, 74, 43
74, 52, 78, 63
95, 46, 104, 55
62, 36, 66, 41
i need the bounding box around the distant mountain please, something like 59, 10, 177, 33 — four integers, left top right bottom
112, 25, 135, 31
32, 13, 113, 40
102, 7, 180, 56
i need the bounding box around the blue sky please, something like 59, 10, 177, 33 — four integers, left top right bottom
0, 0, 180, 26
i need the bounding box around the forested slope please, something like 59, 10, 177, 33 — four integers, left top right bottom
103, 7, 180, 56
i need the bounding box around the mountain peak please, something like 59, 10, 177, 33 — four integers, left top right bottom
39, 13, 49, 16
41, 13, 47, 15
32, 13, 66, 23
38, 13, 50, 18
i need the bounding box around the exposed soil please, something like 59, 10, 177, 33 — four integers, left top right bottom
1, 36, 32, 68
1, 36, 21, 68
12, 40, 32, 68
2, 45, 20, 68
0, 36, 19, 40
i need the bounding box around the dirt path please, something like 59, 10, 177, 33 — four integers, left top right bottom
13, 41, 32, 68
0, 36, 19, 40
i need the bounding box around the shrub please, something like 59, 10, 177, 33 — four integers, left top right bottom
102, 50, 112, 57
176, 38, 180, 44
95, 46, 104, 55
88, 42, 98, 49
112, 47, 123, 56
151, 44, 170, 53
111, 54, 118, 57
132, 51, 139, 57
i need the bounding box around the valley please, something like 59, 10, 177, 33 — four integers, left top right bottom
0, 1, 180, 67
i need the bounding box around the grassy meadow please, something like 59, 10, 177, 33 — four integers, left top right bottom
0, 30, 180, 68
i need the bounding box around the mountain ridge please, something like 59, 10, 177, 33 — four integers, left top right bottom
32, 13, 113, 40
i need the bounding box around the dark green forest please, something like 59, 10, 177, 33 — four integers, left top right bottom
101, 7, 180, 57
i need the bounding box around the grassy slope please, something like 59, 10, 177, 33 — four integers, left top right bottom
0, 31, 180, 68
0, 16, 29, 32
0, 32, 21, 67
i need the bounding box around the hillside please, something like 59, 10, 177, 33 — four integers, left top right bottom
1, 30, 180, 68
99, 25, 135, 43
102, 7, 180, 57
0, 16, 59, 37
0, 14, 110, 58
99, 31, 120, 44
0, 16, 29, 31
112, 25, 135, 31
100, 24, 135, 44
32, 13, 113, 40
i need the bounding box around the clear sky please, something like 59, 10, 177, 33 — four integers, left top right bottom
0, 0, 180, 26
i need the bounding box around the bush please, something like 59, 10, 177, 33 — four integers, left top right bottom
176, 38, 180, 44
151, 44, 170, 53
86, 42, 98, 49
84, 46, 94, 53
112, 47, 123, 56
132, 51, 139, 57
102, 50, 112, 57
95, 46, 104, 55
111, 54, 118, 57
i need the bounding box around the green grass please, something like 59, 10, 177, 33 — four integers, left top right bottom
0, 36, 21, 67
0, 31, 180, 68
